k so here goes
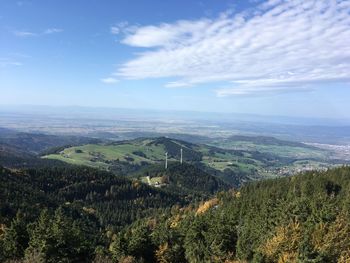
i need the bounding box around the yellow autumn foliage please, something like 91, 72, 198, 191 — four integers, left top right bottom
196, 198, 218, 215
277, 252, 298, 263
170, 214, 181, 228
83, 206, 96, 214
260, 220, 301, 262
155, 242, 169, 263
312, 213, 350, 261
338, 249, 350, 263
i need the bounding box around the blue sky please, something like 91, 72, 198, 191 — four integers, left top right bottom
1, 0, 350, 119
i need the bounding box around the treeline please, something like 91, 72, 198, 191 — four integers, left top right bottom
1, 165, 350, 262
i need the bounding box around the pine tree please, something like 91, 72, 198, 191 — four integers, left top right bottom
1, 212, 29, 260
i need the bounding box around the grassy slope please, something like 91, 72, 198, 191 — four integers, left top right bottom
44, 138, 259, 173
210, 139, 329, 159
43, 137, 334, 184
44, 141, 165, 167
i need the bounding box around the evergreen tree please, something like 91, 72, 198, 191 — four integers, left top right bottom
1, 212, 29, 260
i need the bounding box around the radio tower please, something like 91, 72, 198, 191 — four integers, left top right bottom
165, 152, 168, 169
180, 148, 183, 164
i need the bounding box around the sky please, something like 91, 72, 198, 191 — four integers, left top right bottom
0, 0, 350, 119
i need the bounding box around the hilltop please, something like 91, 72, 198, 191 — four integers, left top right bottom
43, 136, 335, 186
134, 162, 230, 195
0, 165, 185, 229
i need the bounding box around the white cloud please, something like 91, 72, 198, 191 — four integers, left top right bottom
110, 26, 120, 35
13, 28, 63, 37
165, 81, 194, 88
0, 58, 23, 67
43, 28, 63, 34
13, 31, 37, 37
216, 81, 314, 97
101, 77, 119, 84
114, 0, 350, 96
110, 22, 130, 35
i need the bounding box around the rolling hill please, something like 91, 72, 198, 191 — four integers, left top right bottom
0, 128, 102, 168
0, 142, 69, 168
0, 165, 185, 228
43, 136, 335, 186
0, 128, 100, 155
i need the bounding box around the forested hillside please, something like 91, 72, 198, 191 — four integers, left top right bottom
0, 129, 100, 169
0, 130, 100, 154
133, 162, 230, 195
1, 166, 350, 262
0, 143, 69, 168
0, 165, 190, 262
110, 166, 350, 263
0, 166, 186, 228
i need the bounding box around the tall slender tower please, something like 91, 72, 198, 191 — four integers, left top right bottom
180, 148, 183, 164
165, 152, 168, 169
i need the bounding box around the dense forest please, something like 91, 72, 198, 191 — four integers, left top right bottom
1, 164, 350, 262
133, 162, 230, 195
0, 130, 101, 155
0, 166, 188, 228
107, 166, 350, 263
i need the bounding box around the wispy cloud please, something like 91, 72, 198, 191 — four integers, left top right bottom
0, 58, 23, 67
101, 77, 119, 84
43, 28, 63, 34
13, 28, 63, 37
114, 0, 350, 96
216, 81, 314, 97
110, 22, 131, 35
13, 31, 37, 37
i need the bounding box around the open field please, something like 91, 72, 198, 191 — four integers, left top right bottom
43, 136, 342, 185
44, 139, 176, 168
210, 139, 330, 160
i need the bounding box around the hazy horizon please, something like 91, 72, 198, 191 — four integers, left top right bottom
1, 103, 350, 126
